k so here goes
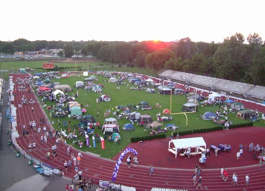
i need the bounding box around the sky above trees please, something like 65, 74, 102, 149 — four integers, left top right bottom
1, 0, 265, 43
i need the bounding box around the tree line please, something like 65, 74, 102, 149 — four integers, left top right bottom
0, 33, 264, 85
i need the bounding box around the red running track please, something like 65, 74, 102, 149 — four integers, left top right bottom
11, 74, 265, 191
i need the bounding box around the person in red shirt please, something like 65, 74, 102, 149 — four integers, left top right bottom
223, 170, 228, 182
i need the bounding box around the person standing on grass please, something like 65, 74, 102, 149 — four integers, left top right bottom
149, 165, 154, 176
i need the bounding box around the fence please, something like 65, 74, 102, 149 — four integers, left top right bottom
10, 133, 62, 177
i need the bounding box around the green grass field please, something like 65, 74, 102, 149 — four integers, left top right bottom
41, 75, 264, 158
2, 60, 264, 158
0, 60, 158, 80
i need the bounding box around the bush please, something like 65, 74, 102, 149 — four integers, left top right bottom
130, 133, 166, 142
131, 137, 137, 143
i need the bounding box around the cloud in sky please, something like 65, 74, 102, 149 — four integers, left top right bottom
1, 0, 264, 43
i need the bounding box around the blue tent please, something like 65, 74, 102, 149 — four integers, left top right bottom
70, 106, 82, 116
225, 99, 234, 103
19, 68, 26, 73
202, 111, 218, 120
110, 133, 121, 141
122, 123, 135, 131
36, 81, 44, 86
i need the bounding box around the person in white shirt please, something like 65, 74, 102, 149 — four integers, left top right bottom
236, 151, 241, 160
40, 135, 44, 143
44, 135, 48, 144
245, 175, 250, 186
43, 126, 47, 133
133, 156, 138, 167
28, 143, 32, 151
78, 170, 82, 181
239, 148, 243, 156
220, 167, 224, 179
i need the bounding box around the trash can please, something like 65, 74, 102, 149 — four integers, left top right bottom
6, 129, 9, 134
16, 152, 21, 157
28, 160, 33, 166
8, 140, 12, 146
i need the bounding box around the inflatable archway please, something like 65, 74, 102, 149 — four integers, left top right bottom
111, 148, 138, 181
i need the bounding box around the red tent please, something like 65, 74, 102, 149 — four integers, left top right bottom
163, 108, 170, 115
38, 86, 51, 91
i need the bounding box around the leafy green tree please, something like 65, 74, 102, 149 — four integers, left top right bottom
35, 40, 48, 50
13, 38, 30, 46
174, 57, 184, 71
248, 46, 265, 85
81, 46, 88, 56
174, 37, 196, 59
113, 43, 133, 64
195, 41, 219, 58
2, 43, 15, 54
85, 41, 108, 58
64, 45, 74, 58
199, 57, 215, 76
134, 51, 147, 68
98, 44, 114, 62
213, 33, 247, 81
245, 33, 263, 84
146, 48, 175, 70
58, 51, 64, 57
183, 53, 206, 73
164, 57, 176, 69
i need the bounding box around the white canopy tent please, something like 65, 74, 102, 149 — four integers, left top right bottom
208, 92, 221, 101
109, 77, 117, 83
54, 84, 71, 90
52, 89, 64, 97
75, 81, 84, 87
168, 137, 206, 158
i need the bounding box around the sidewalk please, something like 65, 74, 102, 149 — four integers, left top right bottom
0, 80, 98, 191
